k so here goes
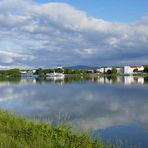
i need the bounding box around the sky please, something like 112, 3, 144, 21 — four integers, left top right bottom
35, 0, 148, 22
0, 0, 148, 69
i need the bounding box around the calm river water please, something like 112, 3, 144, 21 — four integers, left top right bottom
0, 76, 148, 148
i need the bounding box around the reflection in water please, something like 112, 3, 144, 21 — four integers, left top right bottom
94, 124, 148, 148
19, 76, 148, 85
0, 78, 148, 129
0, 77, 148, 147
96, 76, 145, 85
0, 76, 147, 85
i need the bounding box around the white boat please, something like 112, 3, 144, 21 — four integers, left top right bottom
46, 72, 65, 78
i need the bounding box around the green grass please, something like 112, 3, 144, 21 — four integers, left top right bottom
0, 111, 115, 148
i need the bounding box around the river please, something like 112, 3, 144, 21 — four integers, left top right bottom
0, 76, 148, 147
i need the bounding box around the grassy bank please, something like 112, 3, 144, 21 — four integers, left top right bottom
0, 111, 114, 148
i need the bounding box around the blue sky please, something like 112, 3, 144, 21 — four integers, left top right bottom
35, 0, 148, 22
0, 0, 148, 69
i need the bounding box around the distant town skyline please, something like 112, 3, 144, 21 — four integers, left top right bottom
0, 0, 148, 69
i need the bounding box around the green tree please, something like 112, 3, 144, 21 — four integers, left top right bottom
73, 70, 81, 74
133, 68, 138, 73
48, 69, 54, 73
0, 69, 21, 78
55, 68, 64, 73
144, 65, 148, 73
64, 68, 73, 74
112, 67, 117, 74
93, 69, 98, 73
79, 69, 86, 74
35, 68, 44, 76
107, 70, 112, 74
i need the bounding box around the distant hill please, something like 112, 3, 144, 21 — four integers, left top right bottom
65, 65, 92, 70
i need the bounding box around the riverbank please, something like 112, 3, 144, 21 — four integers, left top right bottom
0, 111, 114, 148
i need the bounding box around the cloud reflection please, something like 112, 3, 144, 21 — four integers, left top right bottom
0, 78, 147, 131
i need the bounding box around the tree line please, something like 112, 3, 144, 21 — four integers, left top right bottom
0, 69, 21, 78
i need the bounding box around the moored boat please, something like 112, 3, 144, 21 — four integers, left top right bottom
46, 72, 65, 78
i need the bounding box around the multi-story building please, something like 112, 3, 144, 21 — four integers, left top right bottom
124, 66, 144, 74
93, 65, 144, 75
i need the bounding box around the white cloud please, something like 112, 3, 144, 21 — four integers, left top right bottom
0, 0, 148, 68
0, 50, 35, 64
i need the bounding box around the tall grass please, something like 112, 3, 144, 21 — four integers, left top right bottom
0, 111, 114, 148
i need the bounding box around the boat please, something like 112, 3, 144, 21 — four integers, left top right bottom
46, 72, 65, 79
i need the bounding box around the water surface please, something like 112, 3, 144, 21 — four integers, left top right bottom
0, 76, 148, 147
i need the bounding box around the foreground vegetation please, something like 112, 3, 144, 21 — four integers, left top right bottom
0, 111, 115, 148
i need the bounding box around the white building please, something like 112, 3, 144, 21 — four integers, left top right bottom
124, 66, 144, 74
56, 66, 63, 69
95, 65, 144, 75
87, 69, 94, 73
96, 67, 105, 73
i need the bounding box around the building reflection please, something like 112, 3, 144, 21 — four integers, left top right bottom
123, 76, 144, 85
20, 76, 146, 85
46, 77, 65, 86
96, 76, 145, 85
